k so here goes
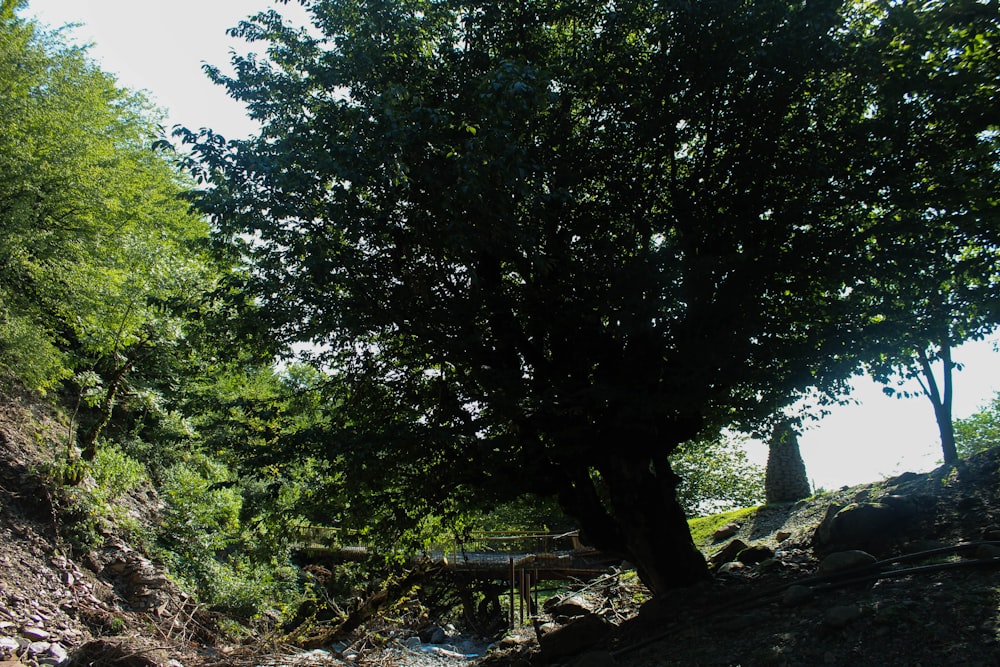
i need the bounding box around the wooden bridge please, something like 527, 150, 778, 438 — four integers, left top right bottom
294, 526, 623, 627
295, 526, 621, 578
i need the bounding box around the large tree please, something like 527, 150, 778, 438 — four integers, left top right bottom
181, 0, 995, 592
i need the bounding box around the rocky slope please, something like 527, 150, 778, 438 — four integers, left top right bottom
2, 385, 1000, 666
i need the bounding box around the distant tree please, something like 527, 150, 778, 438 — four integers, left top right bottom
857, 0, 1000, 464
182, 0, 998, 593
764, 418, 811, 504
672, 435, 765, 516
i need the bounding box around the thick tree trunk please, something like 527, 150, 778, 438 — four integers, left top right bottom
560, 453, 709, 594
602, 454, 709, 592
917, 344, 958, 465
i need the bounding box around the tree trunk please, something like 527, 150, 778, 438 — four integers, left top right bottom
765, 418, 811, 503
560, 453, 709, 594
917, 344, 958, 465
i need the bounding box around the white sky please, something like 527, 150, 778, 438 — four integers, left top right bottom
21, 0, 1000, 491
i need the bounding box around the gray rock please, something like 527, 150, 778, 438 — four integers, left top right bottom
813, 501, 916, 554
539, 614, 610, 660
824, 604, 863, 628
975, 544, 1000, 559
817, 549, 877, 574
737, 544, 774, 565
710, 539, 748, 567
21, 627, 49, 641
782, 585, 814, 606
713, 523, 740, 541
717, 561, 745, 575
573, 650, 617, 667
545, 594, 596, 619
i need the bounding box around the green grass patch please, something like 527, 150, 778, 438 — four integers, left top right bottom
688, 506, 760, 547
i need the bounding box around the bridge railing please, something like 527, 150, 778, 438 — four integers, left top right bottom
291, 524, 583, 559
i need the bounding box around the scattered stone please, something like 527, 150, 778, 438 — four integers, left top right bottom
538, 614, 610, 660
545, 595, 596, 620
974, 544, 1000, 560
782, 585, 814, 606
775, 530, 792, 542
717, 561, 745, 575
817, 550, 877, 574
710, 539, 748, 567
737, 545, 774, 565
20, 627, 48, 642
573, 650, 617, 667
713, 523, 740, 541
823, 604, 863, 629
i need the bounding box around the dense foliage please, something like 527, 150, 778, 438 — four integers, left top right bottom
179, 0, 999, 592
0, 1, 311, 618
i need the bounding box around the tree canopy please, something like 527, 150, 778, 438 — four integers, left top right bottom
181, 0, 1000, 592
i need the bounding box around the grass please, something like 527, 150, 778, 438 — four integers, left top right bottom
687, 506, 760, 547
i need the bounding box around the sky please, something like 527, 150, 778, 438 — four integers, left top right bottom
21, 1, 1000, 491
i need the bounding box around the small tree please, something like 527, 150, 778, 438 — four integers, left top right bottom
954, 391, 1000, 459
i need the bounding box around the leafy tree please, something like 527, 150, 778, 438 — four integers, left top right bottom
181, 0, 997, 592
672, 435, 765, 516
0, 4, 227, 461
955, 391, 1000, 459
857, 0, 1000, 464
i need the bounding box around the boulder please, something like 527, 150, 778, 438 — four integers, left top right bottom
737, 545, 774, 565
712, 523, 740, 541
538, 613, 611, 661
817, 550, 877, 574
812, 500, 917, 554
709, 539, 748, 567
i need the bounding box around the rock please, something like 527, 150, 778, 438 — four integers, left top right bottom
717, 561, 745, 575
538, 613, 611, 660
403, 636, 422, 650
20, 627, 49, 641
429, 627, 448, 644
710, 539, 748, 567
813, 501, 916, 554
713, 523, 740, 541
545, 594, 596, 619
974, 544, 1000, 560
27, 641, 50, 655
823, 604, 863, 629
817, 550, 877, 574
776, 530, 792, 542
716, 610, 771, 631
737, 545, 774, 565
782, 585, 814, 606
573, 650, 617, 667
45, 643, 68, 665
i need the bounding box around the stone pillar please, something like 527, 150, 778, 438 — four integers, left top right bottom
765, 418, 811, 503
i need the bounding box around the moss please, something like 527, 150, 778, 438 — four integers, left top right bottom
687, 505, 760, 547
